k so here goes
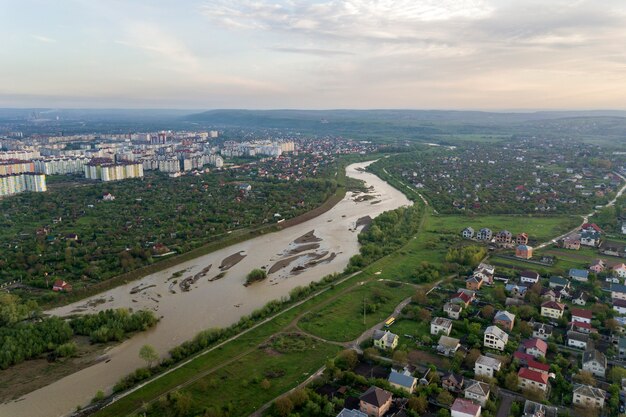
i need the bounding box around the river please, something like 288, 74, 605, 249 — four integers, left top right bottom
0, 161, 411, 417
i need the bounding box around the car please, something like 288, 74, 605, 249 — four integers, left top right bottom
619, 404, 624, 413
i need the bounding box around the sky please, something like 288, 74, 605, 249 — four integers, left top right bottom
2, 0, 626, 110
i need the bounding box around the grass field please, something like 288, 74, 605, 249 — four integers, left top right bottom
387, 319, 429, 350
298, 281, 416, 342
172, 334, 341, 417
427, 214, 581, 245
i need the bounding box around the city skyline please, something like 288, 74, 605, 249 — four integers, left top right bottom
2, 0, 626, 109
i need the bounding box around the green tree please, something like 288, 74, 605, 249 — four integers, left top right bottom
139, 344, 159, 368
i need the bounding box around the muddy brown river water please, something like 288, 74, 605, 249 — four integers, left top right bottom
0, 161, 411, 417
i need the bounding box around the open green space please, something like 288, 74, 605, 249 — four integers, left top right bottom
298, 280, 415, 342
143, 334, 341, 417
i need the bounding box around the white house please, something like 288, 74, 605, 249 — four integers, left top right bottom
613, 264, 626, 279
484, 325, 509, 351
520, 270, 540, 284
474, 355, 502, 378
444, 302, 462, 320
462, 227, 475, 239
567, 331, 590, 350
582, 349, 606, 378
464, 379, 490, 406
532, 322, 554, 341
572, 384, 606, 409
431, 317, 453, 336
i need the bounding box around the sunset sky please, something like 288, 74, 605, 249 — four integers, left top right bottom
2, 0, 626, 109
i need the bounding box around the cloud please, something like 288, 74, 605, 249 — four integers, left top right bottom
116, 22, 199, 71
31, 34, 56, 43
270, 47, 354, 56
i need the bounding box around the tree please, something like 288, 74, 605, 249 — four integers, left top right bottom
245, 268, 267, 285
139, 344, 159, 368
608, 366, 626, 383
464, 348, 481, 368
335, 349, 358, 370
481, 305, 495, 319
504, 371, 519, 391
392, 350, 408, 366
437, 390, 454, 406
274, 397, 294, 417
573, 370, 596, 386
408, 395, 428, 414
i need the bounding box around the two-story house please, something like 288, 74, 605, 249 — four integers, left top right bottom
431, 317, 453, 336
359, 386, 393, 417
541, 300, 565, 319
484, 325, 509, 351
582, 349, 606, 378
474, 355, 502, 378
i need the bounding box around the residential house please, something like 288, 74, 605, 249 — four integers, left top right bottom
493, 310, 516, 331
102, 192, 115, 201
474, 355, 502, 378
602, 243, 625, 258
437, 335, 461, 357
442, 372, 465, 392
450, 291, 473, 307
613, 263, 626, 279
571, 308, 592, 324
518, 368, 549, 393
532, 322, 554, 341
572, 291, 589, 306
484, 325, 509, 351
562, 234, 581, 250
520, 271, 540, 285
618, 337, 626, 360
505, 283, 528, 299
541, 301, 566, 319
477, 263, 495, 277
462, 227, 475, 239
372, 330, 399, 351
52, 279, 72, 292
515, 245, 533, 260
570, 321, 595, 334
582, 349, 606, 378
622, 222, 626, 235
541, 288, 560, 302
359, 386, 393, 417
337, 409, 368, 417
589, 259, 606, 274
567, 331, 590, 350
611, 283, 626, 300
549, 276, 569, 289
581, 223, 603, 233
569, 269, 589, 282
388, 369, 417, 394
472, 267, 493, 285
522, 338, 548, 358
516, 233, 529, 245
613, 298, 626, 315
476, 228, 492, 241
572, 384, 605, 409
495, 230, 513, 245
580, 231, 601, 247
464, 380, 490, 406
431, 317, 453, 336
451, 398, 481, 417
466, 275, 484, 291
513, 352, 550, 374
522, 401, 558, 417
444, 302, 463, 320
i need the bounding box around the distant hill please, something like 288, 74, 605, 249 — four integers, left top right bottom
184, 109, 626, 143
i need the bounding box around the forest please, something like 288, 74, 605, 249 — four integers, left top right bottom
0, 293, 157, 369
0, 168, 338, 302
